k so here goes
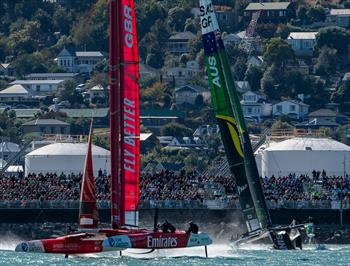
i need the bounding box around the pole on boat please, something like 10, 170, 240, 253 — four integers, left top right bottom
120, 250, 122, 257
205, 245, 208, 258
65, 254, 68, 259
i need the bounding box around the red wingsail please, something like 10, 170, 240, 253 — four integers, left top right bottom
109, 0, 140, 228
79, 121, 98, 229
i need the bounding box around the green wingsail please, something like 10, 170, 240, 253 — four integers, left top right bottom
216, 39, 271, 229
200, 1, 263, 233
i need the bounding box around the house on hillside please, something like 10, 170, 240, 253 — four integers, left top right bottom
10, 80, 65, 95
22, 119, 70, 135
240, 91, 270, 122
87, 85, 107, 102
272, 100, 309, 120
222, 32, 244, 45
25, 73, 82, 82
244, 2, 294, 24
286, 32, 317, 56
328, 9, 350, 28
0, 63, 14, 76
175, 85, 210, 106
162, 60, 200, 86
235, 81, 251, 93
0, 142, 20, 161
56, 47, 107, 73
140, 109, 182, 130
157, 136, 181, 147
167, 32, 196, 55
0, 85, 33, 104
308, 108, 350, 124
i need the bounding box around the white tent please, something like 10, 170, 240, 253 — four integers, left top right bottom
25, 143, 110, 176
260, 138, 350, 177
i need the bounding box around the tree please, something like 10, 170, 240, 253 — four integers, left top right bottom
12, 53, 47, 77
160, 123, 192, 138
316, 27, 350, 54
263, 37, 295, 67
306, 7, 326, 23
232, 57, 247, 80
261, 64, 282, 100
195, 94, 204, 108
331, 79, 350, 113
167, 6, 191, 32
59, 80, 84, 107
244, 65, 263, 91
314, 47, 337, 75
271, 119, 294, 130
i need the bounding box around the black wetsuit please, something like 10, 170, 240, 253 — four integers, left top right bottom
186, 223, 199, 234
161, 221, 176, 233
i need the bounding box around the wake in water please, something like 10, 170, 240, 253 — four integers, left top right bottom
0, 232, 23, 251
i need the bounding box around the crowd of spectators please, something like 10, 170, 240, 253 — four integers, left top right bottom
0, 169, 349, 203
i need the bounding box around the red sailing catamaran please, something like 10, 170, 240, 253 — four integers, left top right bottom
15, 0, 212, 256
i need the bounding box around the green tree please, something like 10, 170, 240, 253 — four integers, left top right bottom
232, 57, 247, 80
244, 64, 263, 91
306, 7, 326, 23
331, 79, 350, 113
316, 27, 350, 54
263, 37, 295, 67
160, 123, 192, 138
59, 80, 84, 107
167, 6, 191, 31
314, 47, 337, 75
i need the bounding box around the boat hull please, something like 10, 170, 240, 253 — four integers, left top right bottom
15, 230, 212, 254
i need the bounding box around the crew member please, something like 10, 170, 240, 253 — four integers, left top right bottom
160, 220, 176, 233
186, 221, 199, 234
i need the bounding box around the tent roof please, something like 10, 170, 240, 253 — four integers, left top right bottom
265, 137, 350, 151
27, 143, 109, 156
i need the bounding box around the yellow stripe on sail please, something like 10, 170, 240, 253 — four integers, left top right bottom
216, 115, 244, 158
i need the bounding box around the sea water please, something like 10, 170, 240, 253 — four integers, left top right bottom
0, 243, 349, 266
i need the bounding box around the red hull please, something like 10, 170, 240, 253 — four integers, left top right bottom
15, 229, 212, 254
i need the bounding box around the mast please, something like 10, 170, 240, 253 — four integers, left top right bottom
199, 0, 262, 233
79, 120, 99, 229
109, 0, 140, 228
109, 0, 122, 228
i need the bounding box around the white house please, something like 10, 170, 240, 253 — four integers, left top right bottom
0, 85, 32, 103
235, 81, 251, 93
88, 85, 106, 102
156, 136, 181, 147
328, 9, 350, 28
175, 85, 210, 105
163, 60, 200, 86
273, 99, 309, 120
286, 32, 317, 56
240, 91, 270, 121
25, 72, 81, 81
10, 80, 65, 95
56, 47, 107, 73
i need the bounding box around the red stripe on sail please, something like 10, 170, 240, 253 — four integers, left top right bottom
79, 122, 98, 229
120, 0, 140, 225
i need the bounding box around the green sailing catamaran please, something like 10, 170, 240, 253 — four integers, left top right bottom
199, 0, 308, 250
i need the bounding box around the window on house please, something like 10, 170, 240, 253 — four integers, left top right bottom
276, 105, 282, 112
279, 11, 284, 16
50, 127, 55, 134
61, 127, 65, 134
247, 107, 252, 114
36, 85, 40, 92
40, 127, 45, 132
290, 105, 296, 112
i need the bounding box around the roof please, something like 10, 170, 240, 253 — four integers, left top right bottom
175, 85, 207, 93
25, 73, 79, 79
287, 32, 317, 40
10, 80, 65, 85
22, 119, 69, 126
141, 109, 183, 118
0, 142, 20, 153
0, 85, 29, 95
0, 159, 7, 168
26, 143, 109, 156
330, 9, 350, 16
245, 2, 291, 11
265, 137, 350, 151
274, 99, 309, 107
90, 85, 104, 91
296, 118, 339, 127
57, 47, 75, 57
308, 109, 337, 117
75, 51, 105, 57
140, 133, 153, 141
0, 63, 11, 69
61, 108, 109, 118
2, 108, 39, 118
169, 32, 196, 41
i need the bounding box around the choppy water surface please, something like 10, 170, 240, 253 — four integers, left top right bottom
0, 242, 349, 266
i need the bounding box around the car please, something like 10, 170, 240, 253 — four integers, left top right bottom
13, 104, 29, 109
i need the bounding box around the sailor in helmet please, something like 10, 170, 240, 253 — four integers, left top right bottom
186, 221, 199, 234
